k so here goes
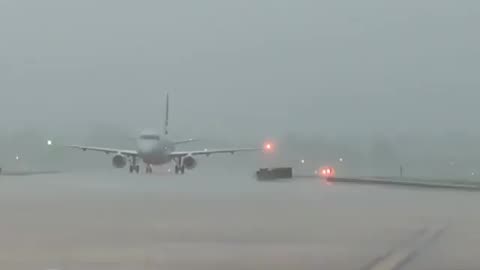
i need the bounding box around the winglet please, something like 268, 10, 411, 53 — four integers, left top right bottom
164, 92, 169, 135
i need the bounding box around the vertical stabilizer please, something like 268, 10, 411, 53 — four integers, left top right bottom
164, 93, 169, 135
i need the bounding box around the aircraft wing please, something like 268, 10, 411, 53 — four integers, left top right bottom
169, 147, 260, 158
67, 145, 138, 157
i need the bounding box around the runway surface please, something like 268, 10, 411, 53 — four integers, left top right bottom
0, 169, 479, 269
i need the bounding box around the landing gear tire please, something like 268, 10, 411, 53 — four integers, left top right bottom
175, 165, 185, 175
129, 157, 139, 174
174, 157, 185, 175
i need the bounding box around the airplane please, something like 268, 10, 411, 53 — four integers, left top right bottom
64, 93, 269, 174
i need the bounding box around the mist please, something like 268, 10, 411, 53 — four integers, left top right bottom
1, 0, 479, 177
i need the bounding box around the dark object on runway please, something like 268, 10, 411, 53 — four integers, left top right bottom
256, 167, 293, 180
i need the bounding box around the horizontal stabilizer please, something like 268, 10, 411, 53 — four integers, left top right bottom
174, 138, 197, 145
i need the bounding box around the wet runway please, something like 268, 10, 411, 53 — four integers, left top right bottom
0, 169, 478, 269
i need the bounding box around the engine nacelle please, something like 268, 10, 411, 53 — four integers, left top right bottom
112, 154, 127, 168
183, 155, 197, 170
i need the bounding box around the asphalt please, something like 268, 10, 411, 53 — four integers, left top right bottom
0, 168, 478, 269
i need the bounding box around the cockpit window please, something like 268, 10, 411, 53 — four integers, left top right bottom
140, 134, 160, 140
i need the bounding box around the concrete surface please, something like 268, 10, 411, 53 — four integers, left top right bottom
0, 169, 477, 269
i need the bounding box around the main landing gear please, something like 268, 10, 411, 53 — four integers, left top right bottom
129, 165, 140, 173
129, 157, 140, 174
127, 157, 153, 175
174, 157, 185, 175
145, 164, 153, 174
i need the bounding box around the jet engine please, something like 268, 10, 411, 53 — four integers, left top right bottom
183, 155, 197, 170
112, 154, 127, 168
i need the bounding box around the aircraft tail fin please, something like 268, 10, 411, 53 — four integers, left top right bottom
164, 92, 169, 135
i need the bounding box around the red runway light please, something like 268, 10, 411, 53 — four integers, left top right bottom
263, 141, 275, 153
319, 166, 336, 178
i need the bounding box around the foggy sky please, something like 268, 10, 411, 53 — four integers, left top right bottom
1, 0, 479, 139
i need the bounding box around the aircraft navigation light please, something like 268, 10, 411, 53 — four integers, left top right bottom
263, 142, 274, 153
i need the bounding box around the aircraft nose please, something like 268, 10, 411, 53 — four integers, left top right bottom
138, 142, 156, 155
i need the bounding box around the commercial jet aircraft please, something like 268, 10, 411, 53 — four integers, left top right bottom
65, 94, 268, 174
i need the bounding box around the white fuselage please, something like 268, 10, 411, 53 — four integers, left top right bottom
136, 134, 175, 165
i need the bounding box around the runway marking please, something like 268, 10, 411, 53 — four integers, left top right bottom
364, 226, 445, 270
